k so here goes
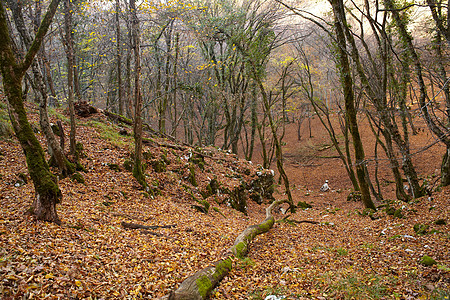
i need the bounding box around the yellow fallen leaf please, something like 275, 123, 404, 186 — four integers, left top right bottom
45, 273, 54, 279
75, 280, 82, 287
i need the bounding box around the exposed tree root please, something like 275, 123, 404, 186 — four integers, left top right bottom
159, 199, 287, 300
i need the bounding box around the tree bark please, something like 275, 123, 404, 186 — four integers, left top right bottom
130, 0, 146, 188
330, 0, 375, 209
0, 0, 62, 224
116, 0, 123, 115
64, 0, 76, 156
7, 0, 73, 176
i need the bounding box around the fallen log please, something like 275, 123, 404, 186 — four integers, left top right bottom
103, 110, 133, 126
159, 199, 287, 300
121, 221, 176, 230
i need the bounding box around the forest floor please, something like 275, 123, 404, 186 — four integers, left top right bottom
0, 102, 449, 299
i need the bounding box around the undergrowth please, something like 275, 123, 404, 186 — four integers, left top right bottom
84, 120, 132, 148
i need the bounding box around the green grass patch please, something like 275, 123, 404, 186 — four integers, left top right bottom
85, 120, 132, 148
48, 108, 69, 123
335, 247, 348, 256
323, 271, 391, 299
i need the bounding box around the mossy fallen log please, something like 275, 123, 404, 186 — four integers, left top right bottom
159, 199, 286, 300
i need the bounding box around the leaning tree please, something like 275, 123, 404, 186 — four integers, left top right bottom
0, 0, 63, 224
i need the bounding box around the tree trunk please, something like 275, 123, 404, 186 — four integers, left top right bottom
330, 0, 375, 209
130, 0, 146, 188
64, 0, 76, 156
8, 0, 73, 176
116, 0, 123, 115
0, 0, 62, 224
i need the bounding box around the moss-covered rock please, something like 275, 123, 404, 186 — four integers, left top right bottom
413, 224, 429, 235
189, 152, 205, 170
362, 208, 375, 217
188, 164, 197, 186
249, 169, 274, 204
420, 255, 437, 266
393, 209, 404, 219
225, 182, 247, 214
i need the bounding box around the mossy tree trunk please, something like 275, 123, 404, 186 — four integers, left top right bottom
0, 0, 63, 224
130, 0, 146, 188
329, 0, 375, 209
7, 0, 73, 177
385, 0, 450, 188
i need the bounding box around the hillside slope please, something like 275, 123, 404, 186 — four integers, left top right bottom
0, 104, 449, 299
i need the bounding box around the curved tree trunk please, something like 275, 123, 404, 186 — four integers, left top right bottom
7, 0, 73, 177
159, 199, 286, 300
0, 0, 63, 224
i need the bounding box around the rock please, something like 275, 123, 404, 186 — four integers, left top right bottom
420, 255, 437, 266
249, 169, 275, 204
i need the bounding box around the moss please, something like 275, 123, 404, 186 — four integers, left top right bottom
86, 120, 132, 148
258, 218, 274, 233
297, 200, 312, 209
414, 224, 429, 235
189, 153, 205, 170
434, 219, 447, 225
393, 209, 404, 219
420, 255, 437, 266
234, 241, 247, 258
213, 207, 226, 218
151, 160, 166, 173
196, 275, 213, 298
123, 159, 133, 172
108, 163, 121, 172
188, 164, 197, 186
75, 161, 87, 172
385, 207, 396, 215
143, 151, 154, 160
75, 142, 86, 159
362, 208, 375, 217
214, 258, 232, 279
0, 119, 13, 139
133, 159, 147, 189
71, 172, 85, 184
347, 191, 362, 202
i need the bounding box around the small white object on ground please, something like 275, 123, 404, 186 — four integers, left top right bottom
320, 180, 330, 192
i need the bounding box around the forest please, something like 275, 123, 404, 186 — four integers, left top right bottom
0, 0, 449, 298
